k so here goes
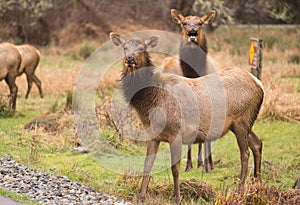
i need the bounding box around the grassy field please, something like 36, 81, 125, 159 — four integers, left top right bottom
0, 26, 299, 204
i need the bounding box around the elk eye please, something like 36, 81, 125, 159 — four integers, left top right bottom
182, 22, 187, 26
138, 47, 145, 52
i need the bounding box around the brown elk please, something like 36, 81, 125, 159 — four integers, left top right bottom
110, 33, 264, 204
0, 42, 22, 111
16, 44, 43, 99
161, 9, 216, 173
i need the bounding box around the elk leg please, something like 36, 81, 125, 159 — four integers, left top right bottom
248, 130, 262, 181
232, 124, 250, 185
208, 142, 214, 170
5, 75, 18, 111
185, 145, 193, 172
26, 73, 43, 99
203, 141, 213, 173
170, 139, 182, 204
33, 74, 43, 98
197, 142, 203, 168
138, 140, 160, 203
25, 73, 33, 99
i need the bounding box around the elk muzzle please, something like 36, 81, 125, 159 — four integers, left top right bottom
125, 55, 136, 68
187, 27, 198, 43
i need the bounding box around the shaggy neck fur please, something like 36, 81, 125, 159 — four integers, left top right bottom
179, 32, 208, 78
120, 52, 159, 112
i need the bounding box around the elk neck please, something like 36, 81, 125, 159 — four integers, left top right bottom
120, 51, 160, 110
179, 32, 208, 78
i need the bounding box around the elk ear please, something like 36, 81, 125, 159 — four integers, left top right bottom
171, 9, 185, 24
110, 32, 126, 47
200, 10, 216, 25
145, 36, 159, 48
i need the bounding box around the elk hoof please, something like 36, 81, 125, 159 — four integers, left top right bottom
137, 193, 145, 204
174, 195, 180, 204
197, 161, 203, 168
184, 164, 193, 172
236, 182, 245, 193
203, 164, 213, 173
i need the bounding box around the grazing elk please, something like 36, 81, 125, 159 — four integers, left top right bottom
0, 42, 22, 111
16, 44, 43, 99
110, 33, 264, 204
161, 9, 216, 173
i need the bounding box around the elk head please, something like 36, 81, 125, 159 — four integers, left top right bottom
171, 9, 216, 44
110, 32, 159, 74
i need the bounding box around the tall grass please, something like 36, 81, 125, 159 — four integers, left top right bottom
208, 26, 300, 123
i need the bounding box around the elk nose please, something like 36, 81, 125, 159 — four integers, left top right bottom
126, 56, 135, 63
190, 26, 196, 32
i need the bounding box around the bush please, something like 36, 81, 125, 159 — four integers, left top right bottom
79, 43, 95, 59
264, 36, 276, 49
0, 95, 13, 118
289, 54, 300, 64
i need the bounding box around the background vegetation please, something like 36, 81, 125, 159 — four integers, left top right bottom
0, 0, 300, 45
0, 0, 299, 204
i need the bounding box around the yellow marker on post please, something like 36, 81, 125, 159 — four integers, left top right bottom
249, 37, 263, 80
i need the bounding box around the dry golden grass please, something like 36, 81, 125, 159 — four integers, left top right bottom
0, 54, 83, 98
214, 178, 300, 205
208, 29, 300, 124
115, 174, 300, 205
116, 173, 214, 204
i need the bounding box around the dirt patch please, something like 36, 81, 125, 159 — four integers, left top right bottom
24, 109, 71, 133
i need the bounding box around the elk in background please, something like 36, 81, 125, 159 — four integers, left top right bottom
0, 42, 22, 111
161, 9, 216, 173
16, 44, 43, 99
110, 32, 264, 204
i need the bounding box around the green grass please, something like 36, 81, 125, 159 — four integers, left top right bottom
0, 189, 39, 205
39, 54, 83, 70
1, 92, 299, 204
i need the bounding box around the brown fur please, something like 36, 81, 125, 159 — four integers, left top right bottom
170, 9, 216, 78
110, 33, 264, 204
162, 9, 217, 172
16, 44, 43, 99
161, 56, 183, 75
0, 42, 22, 110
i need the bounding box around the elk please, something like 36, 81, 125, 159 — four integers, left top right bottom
16, 44, 43, 99
161, 9, 216, 173
110, 32, 264, 204
0, 42, 22, 111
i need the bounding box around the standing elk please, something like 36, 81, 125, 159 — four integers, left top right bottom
110, 33, 264, 204
16, 44, 43, 99
0, 42, 22, 111
161, 9, 216, 172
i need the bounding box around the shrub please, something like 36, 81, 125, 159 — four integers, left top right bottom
79, 43, 95, 59
264, 36, 276, 49
289, 54, 300, 64
0, 95, 13, 118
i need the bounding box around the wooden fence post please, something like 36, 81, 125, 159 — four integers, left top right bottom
249, 38, 263, 80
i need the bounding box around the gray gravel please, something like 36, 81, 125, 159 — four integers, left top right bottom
0, 157, 132, 205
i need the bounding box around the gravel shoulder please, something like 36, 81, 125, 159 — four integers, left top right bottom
0, 157, 132, 205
